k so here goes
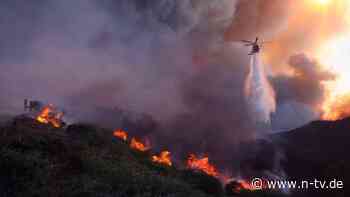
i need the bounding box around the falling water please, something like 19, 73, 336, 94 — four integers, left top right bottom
244, 54, 276, 124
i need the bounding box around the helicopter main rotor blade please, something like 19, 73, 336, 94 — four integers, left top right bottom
240, 40, 253, 43
261, 41, 273, 44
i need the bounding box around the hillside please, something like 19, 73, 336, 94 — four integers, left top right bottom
3, 114, 347, 197
273, 118, 350, 197
0, 115, 282, 197
241, 118, 350, 197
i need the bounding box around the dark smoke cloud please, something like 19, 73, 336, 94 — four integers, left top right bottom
271, 53, 334, 129
274, 53, 334, 106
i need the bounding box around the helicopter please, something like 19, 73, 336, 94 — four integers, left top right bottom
240, 37, 270, 55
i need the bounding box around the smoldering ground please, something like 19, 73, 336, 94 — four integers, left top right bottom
0, 0, 339, 174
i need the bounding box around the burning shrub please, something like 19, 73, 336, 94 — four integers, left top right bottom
186, 154, 219, 177
152, 151, 172, 166
113, 129, 128, 141
130, 138, 150, 152
225, 180, 254, 195
36, 105, 64, 128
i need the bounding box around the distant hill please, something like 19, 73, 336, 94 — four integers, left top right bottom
245, 118, 350, 197
0, 113, 14, 124
277, 118, 349, 197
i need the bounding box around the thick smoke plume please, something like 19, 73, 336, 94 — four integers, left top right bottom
271, 53, 334, 129
0, 0, 250, 169
276, 53, 334, 106
244, 54, 276, 124
0, 0, 341, 174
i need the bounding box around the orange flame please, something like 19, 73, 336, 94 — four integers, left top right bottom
236, 180, 254, 191
130, 138, 150, 152
314, 1, 350, 120
152, 151, 172, 166
113, 129, 128, 141
227, 179, 255, 194
321, 88, 350, 121
36, 105, 63, 128
186, 154, 219, 177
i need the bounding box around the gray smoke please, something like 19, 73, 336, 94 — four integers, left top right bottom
271, 53, 335, 130
224, 0, 291, 41
0, 0, 331, 172
0, 0, 245, 166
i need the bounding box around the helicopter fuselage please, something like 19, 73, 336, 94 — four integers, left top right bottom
249, 44, 260, 55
